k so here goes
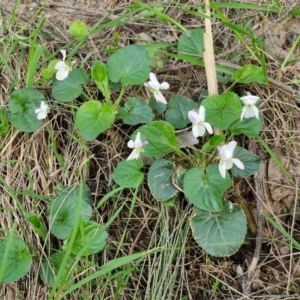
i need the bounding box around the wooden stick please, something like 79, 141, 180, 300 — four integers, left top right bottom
203, 0, 222, 135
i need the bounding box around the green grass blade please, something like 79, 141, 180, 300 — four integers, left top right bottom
26, 44, 44, 88
256, 135, 294, 183
263, 213, 300, 250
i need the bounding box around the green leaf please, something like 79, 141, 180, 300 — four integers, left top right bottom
201, 135, 225, 152
25, 212, 47, 240
231, 146, 260, 178
9, 88, 45, 132
231, 65, 267, 84
149, 96, 166, 115
148, 159, 178, 201
71, 221, 108, 255
52, 69, 90, 102
69, 21, 88, 38
91, 60, 110, 101
46, 184, 93, 240
40, 252, 74, 287
113, 159, 144, 188
202, 92, 241, 130
165, 94, 197, 129
0, 236, 32, 283
0, 108, 9, 136
177, 28, 205, 56
191, 201, 247, 257
183, 165, 231, 212
75, 101, 115, 141
173, 167, 186, 190
41, 59, 59, 79
137, 121, 179, 156
228, 115, 262, 137
107, 45, 151, 85
119, 97, 153, 125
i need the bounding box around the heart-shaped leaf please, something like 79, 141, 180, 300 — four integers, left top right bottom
75, 100, 115, 141
113, 159, 144, 188
231, 146, 260, 178
228, 115, 262, 138
40, 251, 74, 287
148, 159, 178, 201
191, 201, 247, 257
202, 92, 241, 130
231, 64, 266, 84
177, 29, 205, 56
119, 97, 153, 125
46, 184, 93, 240
137, 121, 179, 156
165, 94, 198, 129
183, 165, 231, 212
71, 221, 108, 255
107, 45, 151, 85
9, 88, 45, 132
0, 235, 32, 283
52, 69, 90, 102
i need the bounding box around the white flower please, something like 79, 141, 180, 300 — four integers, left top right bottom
218, 141, 244, 178
54, 50, 71, 81
35, 101, 49, 120
240, 92, 260, 121
127, 132, 148, 160
144, 72, 169, 104
188, 106, 213, 138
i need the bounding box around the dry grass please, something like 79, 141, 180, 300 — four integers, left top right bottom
1, 0, 300, 299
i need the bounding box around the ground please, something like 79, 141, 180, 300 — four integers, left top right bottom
1, 0, 300, 299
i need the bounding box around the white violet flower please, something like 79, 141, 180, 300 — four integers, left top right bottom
144, 72, 169, 104
127, 132, 148, 160
218, 141, 244, 178
188, 106, 213, 138
35, 101, 49, 120
54, 50, 71, 81
240, 92, 260, 121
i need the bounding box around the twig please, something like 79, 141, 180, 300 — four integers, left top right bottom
216, 60, 300, 97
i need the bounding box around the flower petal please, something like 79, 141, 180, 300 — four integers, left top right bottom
226, 141, 237, 154
37, 111, 47, 120
219, 160, 226, 178
224, 160, 233, 170
240, 106, 247, 121
253, 105, 259, 119
54, 61, 66, 71
148, 80, 160, 91
192, 123, 205, 138
203, 122, 213, 134
243, 107, 257, 118
198, 106, 205, 120
127, 140, 135, 148
149, 72, 160, 89
240, 95, 259, 105
60, 50, 67, 61
188, 110, 200, 123
56, 69, 69, 81
127, 148, 140, 160
154, 91, 167, 104
159, 82, 169, 90
232, 158, 244, 170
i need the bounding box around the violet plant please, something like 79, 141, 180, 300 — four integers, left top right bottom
6, 22, 263, 262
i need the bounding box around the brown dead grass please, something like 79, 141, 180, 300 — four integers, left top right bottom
1, 0, 300, 299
